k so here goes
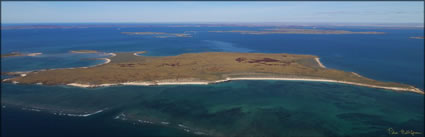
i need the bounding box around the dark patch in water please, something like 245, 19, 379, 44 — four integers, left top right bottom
336, 113, 393, 127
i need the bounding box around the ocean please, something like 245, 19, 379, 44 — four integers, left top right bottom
1, 25, 424, 136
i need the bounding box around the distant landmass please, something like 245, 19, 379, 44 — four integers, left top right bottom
3, 51, 423, 94
121, 32, 192, 38
1, 52, 42, 58
70, 50, 99, 53
1, 23, 423, 30
410, 36, 424, 39
209, 28, 385, 35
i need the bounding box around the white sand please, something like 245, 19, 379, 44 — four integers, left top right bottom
64, 77, 424, 94
103, 58, 111, 64
315, 58, 326, 68
108, 53, 116, 57
27, 53, 42, 56
2, 78, 11, 82
352, 72, 363, 77
122, 82, 155, 86
156, 82, 209, 85
67, 83, 96, 88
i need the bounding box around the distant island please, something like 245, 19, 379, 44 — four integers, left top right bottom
2, 23, 423, 30
121, 32, 192, 38
2, 51, 423, 94
1, 52, 42, 58
70, 50, 99, 53
209, 28, 385, 35
409, 36, 424, 39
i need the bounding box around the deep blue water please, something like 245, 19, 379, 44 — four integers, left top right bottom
1, 107, 196, 137
1, 25, 424, 136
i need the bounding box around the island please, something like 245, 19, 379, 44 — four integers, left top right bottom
208, 28, 385, 35
409, 36, 424, 39
1, 52, 42, 58
2, 52, 423, 94
121, 32, 192, 38
70, 50, 99, 53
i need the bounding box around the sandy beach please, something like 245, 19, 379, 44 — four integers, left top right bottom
103, 58, 111, 64
315, 58, 326, 68
62, 77, 424, 94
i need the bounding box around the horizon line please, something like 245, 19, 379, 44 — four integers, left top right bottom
2, 22, 424, 26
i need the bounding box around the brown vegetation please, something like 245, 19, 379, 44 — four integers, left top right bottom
70, 50, 98, 54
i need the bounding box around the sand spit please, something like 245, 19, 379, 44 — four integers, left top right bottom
107, 53, 116, 57
27, 53, 42, 56
315, 58, 326, 68
133, 51, 147, 56
63, 77, 423, 95
352, 72, 363, 78
96, 58, 111, 66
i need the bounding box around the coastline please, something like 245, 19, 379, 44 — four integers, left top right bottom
63, 77, 424, 95
3, 52, 423, 95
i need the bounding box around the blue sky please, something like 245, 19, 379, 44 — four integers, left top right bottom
1, 2, 424, 23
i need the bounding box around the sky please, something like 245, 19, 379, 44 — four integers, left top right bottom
1, 2, 424, 24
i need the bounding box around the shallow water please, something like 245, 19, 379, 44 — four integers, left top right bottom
2, 81, 423, 136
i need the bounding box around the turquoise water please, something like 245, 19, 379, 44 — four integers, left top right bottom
2, 81, 423, 136
1, 25, 424, 136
